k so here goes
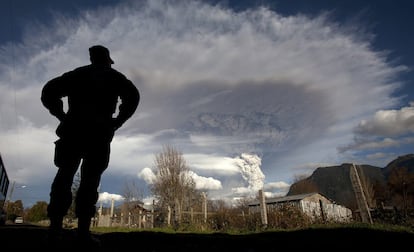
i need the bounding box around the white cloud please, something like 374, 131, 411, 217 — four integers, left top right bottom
138, 165, 222, 191
232, 186, 254, 196
0, 117, 56, 185
355, 102, 414, 136
188, 171, 222, 190
138, 167, 157, 185
264, 181, 290, 191
185, 153, 240, 175
338, 102, 414, 163
98, 192, 124, 204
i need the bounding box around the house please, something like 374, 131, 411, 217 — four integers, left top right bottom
248, 192, 353, 223
96, 200, 154, 228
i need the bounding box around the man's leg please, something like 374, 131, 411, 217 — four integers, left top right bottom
48, 138, 81, 233
48, 167, 79, 231
75, 141, 110, 241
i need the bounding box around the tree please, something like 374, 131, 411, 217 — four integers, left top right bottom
5, 200, 24, 221
122, 179, 144, 203
387, 167, 414, 217
121, 179, 146, 226
26, 201, 48, 222
150, 144, 197, 227
358, 167, 376, 208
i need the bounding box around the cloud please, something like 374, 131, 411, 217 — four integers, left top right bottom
138, 167, 157, 185
354, 102, 414, 137
0, 0, 410, 206
264, 181, 290, 191
188, 171, 222, 190
138, 164, 222, 191
98, 192, 124, 204
185, 153, 240, 175
0, 117, 56, 185
339, 137, 400, 152
338, 102, 414, 165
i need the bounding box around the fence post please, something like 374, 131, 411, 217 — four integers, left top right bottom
202, 192, 207, 223
139, 210, 142, 228
151, 203, 154, 229
259, 189, 268, 228
167, 205, 171, 226
110, 198, 114, 227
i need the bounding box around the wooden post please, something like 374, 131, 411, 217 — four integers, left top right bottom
167, 205, 171, 226
139, 210, 142, 228
319, 199, 326, 223
110, 198, 114, 227
202, 192, 207, 223
151, 203, 154, 229
175, 198, 181, 226
259, 189, 268, 228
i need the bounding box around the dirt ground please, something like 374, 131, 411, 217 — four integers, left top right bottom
1, 224, 413, 251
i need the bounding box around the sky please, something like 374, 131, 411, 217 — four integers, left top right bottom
0, 0, 413, 208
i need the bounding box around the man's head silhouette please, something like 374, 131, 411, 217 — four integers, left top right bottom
89, 45, 114, 65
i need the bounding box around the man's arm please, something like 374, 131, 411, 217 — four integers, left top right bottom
41, 77, 67, 121
113, 79, 140, 130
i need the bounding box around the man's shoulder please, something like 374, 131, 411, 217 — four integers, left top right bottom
108, 68, 134, 84
62, 65, 132, 84
74, 65, 94, 72
62, 65, 91, 76
109, 67, 127, 77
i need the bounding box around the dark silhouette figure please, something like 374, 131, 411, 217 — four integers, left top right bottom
41, 45, 140, 246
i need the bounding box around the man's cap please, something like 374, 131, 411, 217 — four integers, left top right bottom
89, 45, 114, 64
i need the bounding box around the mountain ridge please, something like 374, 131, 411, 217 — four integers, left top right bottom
287, 153, 414, 210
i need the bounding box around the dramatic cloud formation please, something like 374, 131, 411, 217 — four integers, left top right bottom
0, 0, 411, 206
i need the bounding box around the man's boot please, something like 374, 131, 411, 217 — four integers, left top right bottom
77, 216, 101, 247
47, 216, 64, 247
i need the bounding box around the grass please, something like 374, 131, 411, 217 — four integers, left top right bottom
90, 222, 414, 235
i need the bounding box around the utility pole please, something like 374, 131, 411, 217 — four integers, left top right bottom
350, 164, 373, 224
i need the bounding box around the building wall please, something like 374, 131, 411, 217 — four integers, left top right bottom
249, 193, 353, 223
301, 200, 352, 222
323, 203, 353, 222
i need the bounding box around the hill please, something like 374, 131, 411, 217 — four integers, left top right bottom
287, 154, 414, 210
382, 153, 414, 178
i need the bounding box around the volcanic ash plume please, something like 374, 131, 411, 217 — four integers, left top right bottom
234, 153, 265, 191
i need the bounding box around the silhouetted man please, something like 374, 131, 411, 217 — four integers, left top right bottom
41, 45, 140, 246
